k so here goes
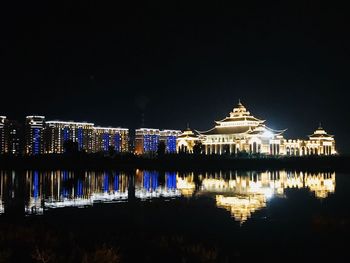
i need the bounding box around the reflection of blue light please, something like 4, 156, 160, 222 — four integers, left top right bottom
62, 171, 69, 198
151, 172, 158, 190
77, 179, 83, 197
63, 188, 69, 198
114, 134, 120, 152
114, 172, 119, 191
103, 173, 109, 193
143, 171, 159, 191
62, 171, 69, 181
77, 128, 83, 150
166, 172, 176, 189
33, 171, 39, 199
143, 171, 150, 191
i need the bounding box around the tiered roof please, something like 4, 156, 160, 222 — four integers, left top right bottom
308, 124, 334, 140
198, 101, 285, 136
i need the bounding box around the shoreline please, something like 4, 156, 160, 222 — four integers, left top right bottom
0, 154, 348, 172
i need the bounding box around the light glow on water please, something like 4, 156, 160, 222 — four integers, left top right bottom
0, 170, 336, 224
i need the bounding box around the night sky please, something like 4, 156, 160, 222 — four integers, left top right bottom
1, 2, 349, 153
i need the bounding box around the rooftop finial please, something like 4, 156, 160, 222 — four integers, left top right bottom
318, 122, 322, 129
238, 98, 241, 104
187, 122, 190, 130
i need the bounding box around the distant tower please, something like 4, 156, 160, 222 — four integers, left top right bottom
25, 116, 45, 155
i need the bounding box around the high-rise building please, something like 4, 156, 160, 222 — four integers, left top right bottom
135, 128, 181, 154
0, 116, 7, 154
6, 120, 21, 155
25, 116, 45, 155
135, 128, 160, 154
0, 117, 22, 155
93, 127, 129, 153
44, 121, 94, 153
160, 129, 182, 153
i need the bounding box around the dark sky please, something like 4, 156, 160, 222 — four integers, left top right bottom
1, 1, 350, 153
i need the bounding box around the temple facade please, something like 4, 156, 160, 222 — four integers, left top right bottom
176, 127, 200, 153
196, 101, 336, 156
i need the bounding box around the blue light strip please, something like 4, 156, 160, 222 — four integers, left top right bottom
103, 133, 109, 151
77, 128, 83, 150
114, 133, 120, 152
166, 172, 176, 189
114, 172, 119, 191
33, 128, 40, 154
63, 127, 69, 142
33, 171, 39, 199
103, 172, 109, 193
166, 136, 176, 153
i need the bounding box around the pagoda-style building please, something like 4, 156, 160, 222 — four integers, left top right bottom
196, 101, 336, 156
176, 127, 200, 153
197, 101, 286, 155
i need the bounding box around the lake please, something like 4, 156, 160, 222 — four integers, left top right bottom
0, 169, 348, 262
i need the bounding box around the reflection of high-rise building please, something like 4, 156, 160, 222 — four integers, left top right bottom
135, 128, 181, 154
93, 127, 129, 153
25, 116, 45, 155
44, 121, 94, 153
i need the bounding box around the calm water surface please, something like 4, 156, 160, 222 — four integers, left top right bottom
0, 169, 349, 261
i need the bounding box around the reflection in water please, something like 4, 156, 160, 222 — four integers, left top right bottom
0, 170, 335, 223
200, 171, 335, 223
135, 170, 181, 199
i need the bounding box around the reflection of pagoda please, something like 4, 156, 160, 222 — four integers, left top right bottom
216, 194, 266, 223
176, 173, 196, 196
198, 171, 336, 223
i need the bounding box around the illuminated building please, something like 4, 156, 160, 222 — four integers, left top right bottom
135, 128, 181, 154
0, 116, 7, 154
44, 121, 129, 154
93, 127, 129, 153
135, 128, 160, 154
176, 127, 200, 153
198, 101, 336, 156
6, 120, 21, 155
0, 117, 21, 155
160, 129, 182, 153
44, 121, 94, 153
25, 116, 45, 155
